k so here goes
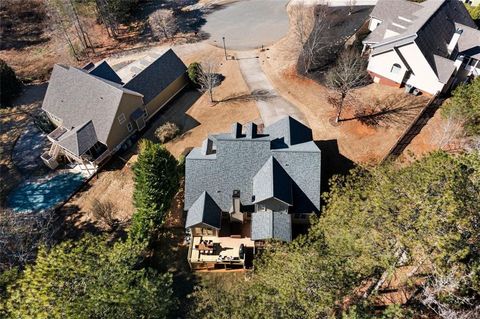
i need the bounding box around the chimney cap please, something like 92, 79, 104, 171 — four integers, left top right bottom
245, 122, 258, 139
231, 122, 243, 138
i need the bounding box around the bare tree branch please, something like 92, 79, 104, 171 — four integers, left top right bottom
325, 49, 369, 122
197, 59, 222, 103
148, 9, 178, 40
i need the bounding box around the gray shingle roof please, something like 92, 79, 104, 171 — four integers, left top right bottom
42, 65, 140, 145
264, 116, 313, 146
88, 61, 123, 84
253, 156, 293, 205
433, 55, 456, 84
42, 48, 187, 149
455, 23, 480, 59
57, 120, 98, 156
185, 116, 321, 215
367, 0, 480, 82
123, 49, 187, 104
251, 211, 292, 242
185, 192, 222, 229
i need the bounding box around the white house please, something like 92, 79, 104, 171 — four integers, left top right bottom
363, 0, 480, 95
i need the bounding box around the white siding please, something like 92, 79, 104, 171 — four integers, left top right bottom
397, 43, 445, 95
369, 18, 382, 31
367, 49, 408, 83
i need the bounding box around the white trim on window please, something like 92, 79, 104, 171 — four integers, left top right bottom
390, 63, 401, 74
118, 113, 126, 125
127, 122, 133, 132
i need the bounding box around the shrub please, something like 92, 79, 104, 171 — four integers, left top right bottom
155, 122, 180, 144
0, 59, 22, 107
465, 3, 480, 21
187, 62, 202, 85
89, 198, 119, 231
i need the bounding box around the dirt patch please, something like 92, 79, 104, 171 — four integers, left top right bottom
59, 158, 136, 231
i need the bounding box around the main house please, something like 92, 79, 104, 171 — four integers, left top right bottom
41, 49, 187, 173
184, 116, 321, 270
363, 0, 480, 95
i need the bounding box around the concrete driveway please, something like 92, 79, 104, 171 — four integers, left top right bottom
236, 51, 306, 126
202, 0, 290, 50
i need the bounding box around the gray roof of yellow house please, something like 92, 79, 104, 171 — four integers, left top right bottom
185, 191, 222, 229
251, 211, 292, 242
184, 116, 321, 215
365, 0, 480, 83
122, 49, 187, 104
88, 61, 123, 84
57, 120, 98, 156
42, 64, 142, 145
42, 49, 187, 147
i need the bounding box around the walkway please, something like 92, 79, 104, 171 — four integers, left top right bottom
236, 51, 306, 127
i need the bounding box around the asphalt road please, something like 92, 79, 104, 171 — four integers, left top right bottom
202, 0, 290, 50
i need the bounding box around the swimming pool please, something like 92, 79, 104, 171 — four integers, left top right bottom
7, 173, 85, 213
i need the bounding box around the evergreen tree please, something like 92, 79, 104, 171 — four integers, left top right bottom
131, 139, 179, 242
442, 78, 480, 136
190, 152, 480, 318
5, 235, 174, 318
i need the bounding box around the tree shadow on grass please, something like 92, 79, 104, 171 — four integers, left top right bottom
218, 89, 277, 104
350, 94, 427, 128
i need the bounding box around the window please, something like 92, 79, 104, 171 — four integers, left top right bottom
118, 113, 126, 125
127, 122, 133, 132
143, 108, 149, 118
390, 63, 401, 74
468, 58, 478, 67
257, 204, 266, 212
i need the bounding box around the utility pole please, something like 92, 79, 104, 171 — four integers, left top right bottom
222, 36, 228, 60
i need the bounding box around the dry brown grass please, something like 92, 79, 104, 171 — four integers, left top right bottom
259, 8, 431, 164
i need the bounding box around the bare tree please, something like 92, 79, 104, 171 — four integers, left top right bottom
148, 9, 178, 40
89, 198, 119, 231
0, 209, 58, 271
430, 114, 467, 150
325, 49, 369, 123
46, 0, 80, 60
95, 0, 119, 38
292, 4, 331, 74
421, 270, 480, 319
197, 59, 221, 103
46, 0, 94, 58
